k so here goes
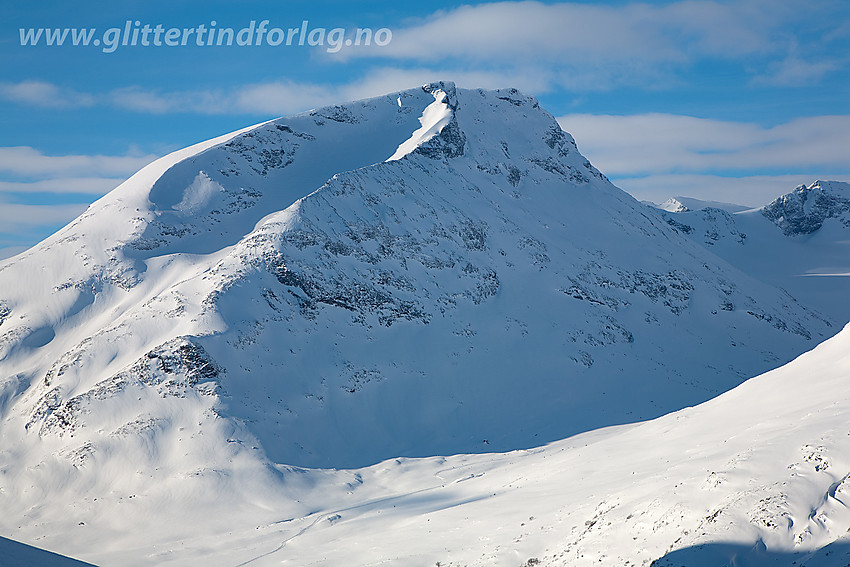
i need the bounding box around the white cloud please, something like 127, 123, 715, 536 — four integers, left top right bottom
1, 80, 336, 116
0, 202, 90, 260
0, 202, 88, 227
0, 80, 95, 108
233, 82, 342, 115
0, 147, 157, 179
1, 2, 846, 121
330, 0, 848, 91
103, 82, 339, 116
346, 1, 779, 64
557, 113, 850, 176
226, 71, 513, 115
0, 177, 124, 194
107, 86, 235, 114
0, 151, 140, 260
556, 112, 850, 205
752, 54, 838, 87
0, 149, 154, 256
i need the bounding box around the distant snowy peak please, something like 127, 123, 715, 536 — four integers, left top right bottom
654, 196, 750, 214
761, 180, 850, 236
657, 197, 690, 212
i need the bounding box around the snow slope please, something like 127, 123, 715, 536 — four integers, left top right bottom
0, 83, 840, 564
91, 318, 850, 567
658, 180, 850, 322
24, 315, 850, 567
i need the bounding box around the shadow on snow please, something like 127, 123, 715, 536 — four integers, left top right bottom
651, 539, 850, 567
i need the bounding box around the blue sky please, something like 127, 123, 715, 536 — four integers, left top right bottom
1, 0, 849, 259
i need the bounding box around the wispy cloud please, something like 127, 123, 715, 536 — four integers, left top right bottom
1, 3, 844, 116
0, 80, 95, 108
0, 148, 157, 260
331, 0, 848, 92
557, 112, 850, 204
32, 68, 544, 117
0, 177, 125, 195
0, 202, 90, 260
557, 113, 850, 175
0, 146, 158, 179
752, 54, 839, 87
106, 86, 234, 114
0, 202, 89, 226
227, 68, 542, 114
104, 82, 354, 116
347, 1, 779, 63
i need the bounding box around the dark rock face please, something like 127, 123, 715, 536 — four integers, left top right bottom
0, 302, 9, 327
761, 182, 850, 236
29, 338, 220, 437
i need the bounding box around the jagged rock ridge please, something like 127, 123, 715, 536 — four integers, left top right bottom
761, 180, 850, 236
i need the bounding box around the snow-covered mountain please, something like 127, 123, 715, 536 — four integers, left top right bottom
762, 180, 850, 236
0, 83, 840, 564
654, 196, 751, 213
657, 180, 850, 322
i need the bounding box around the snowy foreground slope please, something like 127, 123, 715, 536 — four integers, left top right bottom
0, 83, 841, 564
657, 181, 850, 322
80, 319, 850, 567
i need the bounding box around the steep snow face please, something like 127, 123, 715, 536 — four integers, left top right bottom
0, 83, 838, 557
386, 88, 453, 161
657, 180, 850, 322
